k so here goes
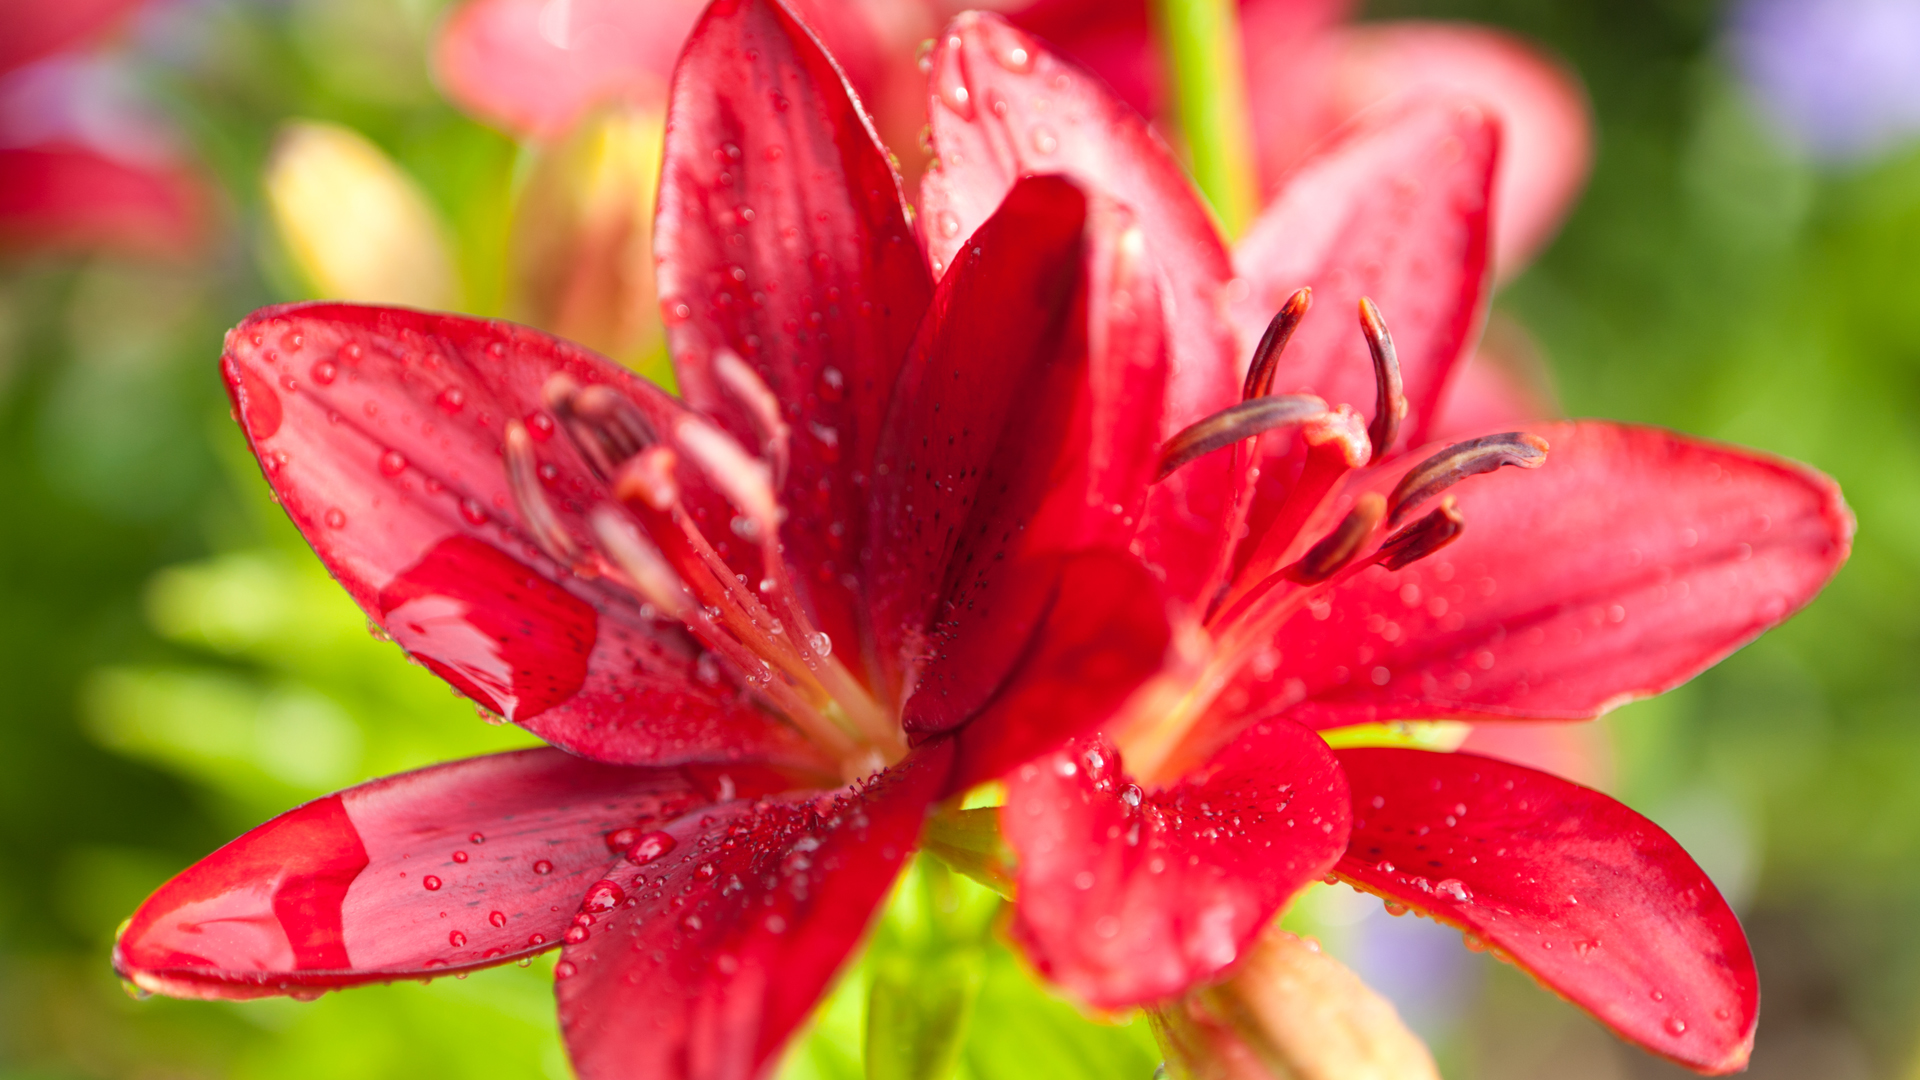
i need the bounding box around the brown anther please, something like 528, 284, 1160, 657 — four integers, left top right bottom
613, 445, 681, 512
1242, 288, 1312, 402
1359, 297, 1406, 458
1156, 394, 1328, 482
505, 420, 584, 568
543, 373, 657, 479
1376, 497, 1465, 570
1386, 431, 1550, 526
1289, 493, 1386, 584
713, 349, 791, 488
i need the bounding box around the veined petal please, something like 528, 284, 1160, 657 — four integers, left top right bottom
1004, 721, 1348, 1008
868, 176, 1166, 723
0, 144, 204, 259
657, 0, 933, 670
115, 749, 794, 999
920, 12, 1242, 603
1233, 98, 1497, 454
1245, 422, 1852, 730
221, 303, 818, 768
1322, 22, 1593, 276
1336, 748, 1757, 1073
557, 740, 951, 1080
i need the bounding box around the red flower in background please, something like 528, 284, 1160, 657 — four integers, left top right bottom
0, 0, 205, 258
914, 15, 1848, 1073
118, 3, 1173, 1077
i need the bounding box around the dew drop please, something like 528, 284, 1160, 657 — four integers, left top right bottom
581, 880, 626, 913
489, 910, 508, 928
459, 498, 488, 525
564, 925, 589, 944
378, 449, 407, 477
470, 832, 486, 844
1664, 1017, 1687, 1036
1120, 784, 1143, 807
436, 387, 466, 414
626, 831, 677, 865
694, 862, 717, 881
423, 875, 443, 891
999, 44, 1033, 71
936, 210, 961, 239
533, 860, 554, 875
452, 850, 469, 864
528, 933, 546, 946
938, 76, 973, 117
807, 631, 832, 658
1029, 125, 1059, 155
1384, 901, 1409, 917
1435, 879, 1471, 902
311, 360, 337, 385
554, 960, 577, 979
324, 508, 347, 529
449, 930, 466, 947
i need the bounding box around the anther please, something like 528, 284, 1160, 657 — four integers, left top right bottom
713, 349, 791, 487
589, 506, 695, 620
505, 420, 584, 568
1359, 297, 1406, 458
543, 373, 657, 479
1243, 288, 1312, 401
613, 445, 681, 512
675, 417, 780, 532
1387, 432, 1550, 526
1289, 493, 1385, 584
1156, 394, 1328, 482
1376, 497, 1465, 570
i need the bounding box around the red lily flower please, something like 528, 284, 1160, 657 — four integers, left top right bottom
117, 3, 1175, 1077
914, 15, 1850, 1074
0, 0, 206, 258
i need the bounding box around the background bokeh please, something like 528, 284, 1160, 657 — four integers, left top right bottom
3, 0, 1919, 1077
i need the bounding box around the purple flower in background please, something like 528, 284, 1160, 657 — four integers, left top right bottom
1731, 0, 1920, 161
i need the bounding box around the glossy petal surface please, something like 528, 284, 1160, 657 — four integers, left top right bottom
1336, 749, 1757, 1073
558, 741, 951, 1080
657, 0, 933, 668
221, 303, 817, 768
1249, 422, 1852, 729
1233, 99, 1496, 453
116, 749, 791, 998
0, 145, 202, 258
1004, 721, 1348, 1008
919, 12, 1241, 602
867, 176, 1166, 727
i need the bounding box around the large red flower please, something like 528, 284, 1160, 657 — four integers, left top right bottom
910, 14, 1850, 1075
116, 3, 1174, 1077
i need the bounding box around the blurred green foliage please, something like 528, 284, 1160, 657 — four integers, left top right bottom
4, 0, 1920, 1077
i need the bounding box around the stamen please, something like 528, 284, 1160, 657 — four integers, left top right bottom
613, 446, 681, 512
1289, 493, 1385, 584
543, 373, 657, 479
674, 417, 780, 533
1387, 432, 1550, 526
504, 420, 584, 569
1376, 497, 1465, 570
1156, 394, 1328, 482
1359, 297, 1406, 458
588, 505, 694, 620
1242, 288, 1312, 401
712, 349, 791, 488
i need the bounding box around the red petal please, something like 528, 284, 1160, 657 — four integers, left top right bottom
1336, 748, 1757, 1073
1004, 721, 1349, 1008
656, 0, 933, 671
1256, 422, 1852, 729
0, 144, 204, 259
867, 175, 1166, 721
115, 749, 794, 998
1233, 98, 1496, 451
557, 741, 951, 1080
221, 303, 819, 768
945, 550, 1174, 792
920, 12, 1242, 602
1323, 22, 1593, 276
0, 0, 142, 74
433, 0, 700, 139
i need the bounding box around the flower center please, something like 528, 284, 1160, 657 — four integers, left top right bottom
1119, 290, 1549, 783
507, 358, 902, 780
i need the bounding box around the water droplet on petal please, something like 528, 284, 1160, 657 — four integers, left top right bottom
324, 508, 347, 529
532, 860, 554, 875
807, 632, 832, 657
452, 850, 469, 863
527, 933, 546, 946
626, 831, 677, 865
470, 832, 486, 844
581, 880, 626, 913
436, 387, 466, 414
422, 875, 443, 891
936, 210, 961, 239
459, 498, 488, 525
379, 450, 407, 476
1030, 125, 1059, 154
1664, 1017, 1687, 1036
311, 360, 337, 385
449, 930, 466, 947
489, 910, 507, 928
554, 960, 577, 979
1435, 879, 1471, 902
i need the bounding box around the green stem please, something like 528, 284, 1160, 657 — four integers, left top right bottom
1153, 0, 1258, 237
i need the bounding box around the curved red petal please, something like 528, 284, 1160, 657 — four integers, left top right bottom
557, 740, 951, 1080
1255, 422, 1852, 729
919, 12, 1242, 603
0, 0, 142, 74
1324, 22, 1594, 276
1005, 720, 1349, 1008
115, 749, 795, 998
1233, 98, 1496, 452
0, 144, 204, 259
656, 0, 933, 672
944, 550, 1174, 793
868, 175, 1167, 724
432, 0, 701, 139
221, 303, 819, 768
1336, 748, 1757, 1073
